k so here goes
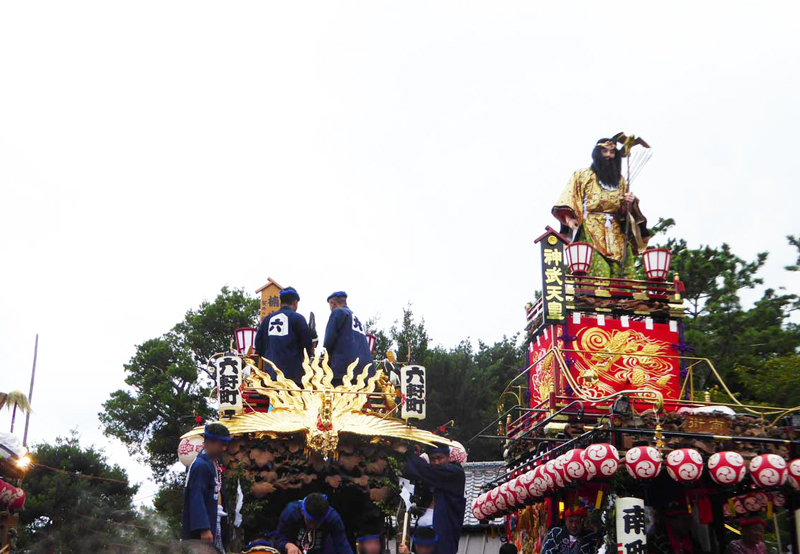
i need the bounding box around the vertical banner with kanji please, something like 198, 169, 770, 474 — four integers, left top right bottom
217, 355, 243, 416
616, 497, 647, 554
400, 365, 426, 420
540, 233, 566, 322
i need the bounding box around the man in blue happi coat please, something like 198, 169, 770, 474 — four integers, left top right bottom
323, 291, 373, 384
273, 493, 353, 554
182, 422, 231, 553
541, 507, 599, 554
255, 287, 314, 384
402, 446, 466, 554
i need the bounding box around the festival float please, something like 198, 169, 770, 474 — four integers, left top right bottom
178, 285, 458, 549
466, 134, 800, 554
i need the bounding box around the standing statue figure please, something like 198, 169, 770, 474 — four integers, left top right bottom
552, 136, 651, 277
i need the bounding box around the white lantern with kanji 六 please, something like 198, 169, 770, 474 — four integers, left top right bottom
625, 446, 663, 480
178, 435, 205, 467
584, 443, 619, 478
708, 451, 747, 485
642, 248, 672, 280
666, 448, 704, 483
565, 242, 594, 275
787, 459, 800, 490
234, 327, 257, 356
749, 454, 788, 488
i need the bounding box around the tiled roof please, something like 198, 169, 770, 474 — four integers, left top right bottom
462, 461, 506, 527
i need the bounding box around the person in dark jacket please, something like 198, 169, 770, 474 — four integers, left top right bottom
274, 493, 353, 554
398, 526, 438, 554
323, 291, 373, 384
255, 287, 314, 384
181, 423, 231, 553
402, 447, 466, 554
541, 507, 599, 554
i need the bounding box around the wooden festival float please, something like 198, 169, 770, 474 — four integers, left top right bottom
467, 227, 800, 554
178, 336, 456, 547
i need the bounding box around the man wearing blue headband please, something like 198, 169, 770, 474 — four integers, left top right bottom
255, 286, 314, 385
181, 422, 231, 552
398, 526, 438, 554
354, 513, 385, 554
274, 493, 352, 554
402, 446, 465, 554
323, 291, 373, 384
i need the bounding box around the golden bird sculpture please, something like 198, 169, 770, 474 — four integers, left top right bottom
181, 352, 454, 460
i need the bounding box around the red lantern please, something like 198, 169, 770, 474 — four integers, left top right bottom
788, 459, 800, 490
509, 476, 529, 505
749, 454, 787, 488
366, 333, 377, 354
0, 479, 25, 510
484, 488, 500, 517
742, 493, 762, 512
708, 451, 747, 485
584, 443, 619, 478
519, 469, 538, 498
666, 448, 704, 483
554, 454, 571, 484
565, 242, 594, 275
478, 492, 495, 519
498, 482, 517, 509
625, 446, 663, 480
562, 449, 589, 482
642, 248, 672, 281
234, 327, 257, 355
531, 466, 550, 496
471, 498, 485, 520
450, 442, 468, 464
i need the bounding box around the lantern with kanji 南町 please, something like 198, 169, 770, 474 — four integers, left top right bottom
565, 242, 594, 275
642, 248, 672, 280
708, 451, 747, 485
235, 327, 257, 356
666, 448, 704, 483
625, 446, 663, 480
584, 443, 619, 478
749, 454, 788, 488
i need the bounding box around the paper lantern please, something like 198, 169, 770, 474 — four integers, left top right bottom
532, 466, 550, 496
234, 327, 257, 355
625, 446, 663, 480
509, 476, 530, 504
787, 459, 800, 490
0, 480, 25, 510
562, 449, 589, 482
584, 443, 620, 478
554, 455, 571, 484
708, 451, 747, 485
471, 498, 485, 520
450, 442, 468, 464
749, 454, 787, 488
482, 490, 499, 518
178, 435, 205, 467
565, 242, 594, 275
545, 459, 565, 489
490, 486, 509, 512
642, 248, 672, 281
665, 448, 703, 483
498, 482, 517, 509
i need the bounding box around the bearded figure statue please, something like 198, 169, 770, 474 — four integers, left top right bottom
552, 137, 651, 277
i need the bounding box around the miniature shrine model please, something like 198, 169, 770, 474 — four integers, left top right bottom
467, 135, 800, 554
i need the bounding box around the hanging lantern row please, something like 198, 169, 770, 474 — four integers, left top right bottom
563, 243, 673, 280
471, 447, 800, 521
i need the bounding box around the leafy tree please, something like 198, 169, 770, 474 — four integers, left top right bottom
100, 286, 259, 479
18, 434, 173, 553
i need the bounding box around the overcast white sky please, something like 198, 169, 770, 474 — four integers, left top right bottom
1, 1, 799, 504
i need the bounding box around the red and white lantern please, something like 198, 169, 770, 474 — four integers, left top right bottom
642, 248, 672, 281
471, 498, 485, 520
450, 442, 468, 464
178, 435, 205, 467
708, 451, 747, 485
234, 327, 257, 356
531, 466, 550, 496
554, 454, 571, 484
584, 443, 620, 478
498, 482, 517, 509
749, 454, 788, 488
545, 459, 565, 489
743, 493, 762, 512
625, 446, 663, 480
666, 448, 703, 483
509, 476, 530, 505
565, 242, 594, 275
366, 333, 377, 354
483, 489, 500, 518
0, 480, 25, 510
787, 459, 800, 490
772, 492, 786, 507
562, 449, 589, 482
519, 469, 538, 498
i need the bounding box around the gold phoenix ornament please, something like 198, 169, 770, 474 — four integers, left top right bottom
182, 352, 453, 460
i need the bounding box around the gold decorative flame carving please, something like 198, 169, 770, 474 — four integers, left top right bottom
181, 352, 453, 460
